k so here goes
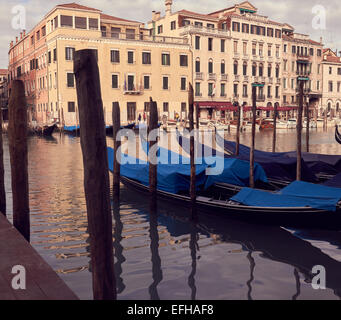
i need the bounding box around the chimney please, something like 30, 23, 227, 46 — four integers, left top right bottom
320, 36, 323, 44
152, 10, 161, 21
23, 29, 26, 37
10, 41, 13, 48
16, 37, 18, 43
165, 0, 173, 15
20, 32, 22, 40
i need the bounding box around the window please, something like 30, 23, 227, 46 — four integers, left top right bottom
195, 60, 200, 73
221, 39, 225, 53
259, 44, 263, 56
275, 86, 279, 98
208, 60, 213, 74
243, 84, 247, 97
234, 41, 238, 53
127, 102, 136, 121
259, 64, 263, 77
181, 103, 186, 113
292, 45, 296, 54
243, 62, 247, 76
54, 16, 58, 28
126, 28, 135, 39
112, 74, 118, 89
252, 43, 256, 56
65, 47, 75, 61
53, 48, 57, 61
61, 15, 73, 27
163, 102, 169, 112
232, 22, 240, 32
268, 45, 272, 57
163, 76, 169, 90
48, 51, 51, 64
234, 61, 238, 75
75, 17, 86, 29
268, 64, 272, 77
208, 38, 213, 51
144, 75, 150, 89
42, 26, 46, 36
67, 73, 74, 87
234, 84, 238, 96
276, 65, 280, 78
68, 102, 75, 112
267, 28, 274, 37
31, 36, 34, 45
101, 26, 107, 37
182, 20, 190, 26
207, 23, 214, 29
275, 29, 281, 38
208, 83, 213, 96
310, 48, 314, 56
242, 23, 249, 33
89, 18, 98, 30
218, 83, 225, 97
195, 36, 200, 50
162, 53, 170, 66
329, 81, 333, 92
243, 42, 247, 55
317, 49, 322, 57
127, 75, 135, 91
128, 51, 134, 64
195, 82, 201, 96
142, 52, 151, 64
111, 50, 120, 63
111, 27, 120, 38
221, 61, 226, 75
284, 44, 287, 53
36, 30, 40, 41
181, 77, 186, 91
329, 67, 333, 75
158, 25, 163, 34
180, 55, 188, 67
171, 21, 176, 30
267, 86, 271, 98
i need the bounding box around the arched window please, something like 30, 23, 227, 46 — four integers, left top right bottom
328, 102, 332, 112
221, 59, 225, 74
252, 62, 257, 77
268, 64, 272, 77
195, 58, 200, 73
259, 63, 264, 77
243, 61, 247, 76
208, 58, 213, 74
336, 102, 340, 112
234, 60, 238, 75
275, 64, 280, 78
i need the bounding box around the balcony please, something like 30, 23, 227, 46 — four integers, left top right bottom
253, 76, 259, 83
234, 52, 240, 59
220, 74, 228, 81
296, 70, 311, 77
234, 75, 240, 82
124, 89, 142, 95
259, 76, 266, 83
243, 54, 249, 60
268, 77, 273, 84
243, 76, 249, 82
195, 92, 202, 97
296, 53, 311, 62
179, 24, 231, 38
102, 32, 188, 45
195, 72, 204, 80
276, 78, 281, 85
208, 73, 216, 81
256, 95, 266, 102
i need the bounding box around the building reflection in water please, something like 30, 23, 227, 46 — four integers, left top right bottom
246, 251, 255, 301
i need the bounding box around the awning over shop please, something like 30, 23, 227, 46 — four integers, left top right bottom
195, 101, 236, 111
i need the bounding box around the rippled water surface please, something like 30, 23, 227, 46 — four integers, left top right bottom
3, 128, 341, 300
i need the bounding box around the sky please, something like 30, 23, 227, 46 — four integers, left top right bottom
1, 0, 341, 68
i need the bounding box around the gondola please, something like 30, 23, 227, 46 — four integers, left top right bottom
335, 125, 341, 145
107, 147, 341, 230
63, 125, 80, 135
35, 123, 57, 136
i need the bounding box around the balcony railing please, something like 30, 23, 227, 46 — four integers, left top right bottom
257, 95, 266, 102
179, 25, 231, 38
268, 77, 273, 84
221, 74, 228, 81
234, 75, 240, 82
296, 70, 311, 77
195, 72, 204, 80
208, 73, 216, 81
102, 32, 188, 45
243, 76, 249, 82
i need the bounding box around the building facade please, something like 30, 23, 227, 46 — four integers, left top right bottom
8, 3, 191, 126
321, 48, 341, 118
8, 1, 334, 125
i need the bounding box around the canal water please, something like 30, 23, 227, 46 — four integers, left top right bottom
3, 128, 341, 300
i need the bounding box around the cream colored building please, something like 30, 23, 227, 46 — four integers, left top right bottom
9, 3, 191, 126
321, 48, 341, 118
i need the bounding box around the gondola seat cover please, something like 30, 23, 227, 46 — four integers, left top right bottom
231, 181, 341, 211
107, 147, 267, 194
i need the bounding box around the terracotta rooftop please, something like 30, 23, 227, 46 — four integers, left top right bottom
324, 55, 341, 63
100, 13, 141, 24
178, 9, 219, 20
283, 34, 321, 46
57, 2, 101, 12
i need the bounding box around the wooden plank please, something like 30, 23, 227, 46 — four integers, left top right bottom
0, 214, 78, 300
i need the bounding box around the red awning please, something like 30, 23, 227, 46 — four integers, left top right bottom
196, 101, 234, 110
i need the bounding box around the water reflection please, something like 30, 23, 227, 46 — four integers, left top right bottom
3, 131, 341, 300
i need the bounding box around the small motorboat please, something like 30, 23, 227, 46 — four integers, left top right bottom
287, 118, 297, 129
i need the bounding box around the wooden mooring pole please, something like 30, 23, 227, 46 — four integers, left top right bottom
149, 97, 158, 199
235, 102, 241, 156
8, 80, 29, 241
306, 101, 310, 153
74, 49, 116, 300
0, 108, 6, 216
112, 102, 121, 199
272, 103, 277, 153
250, 85, 258, 188
297, 81, 304, 181
189, 83, 196, 204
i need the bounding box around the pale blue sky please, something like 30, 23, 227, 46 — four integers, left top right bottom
1, 0, 340, 68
